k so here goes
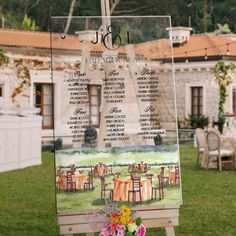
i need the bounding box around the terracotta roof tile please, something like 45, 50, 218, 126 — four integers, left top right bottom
0, 29, 125, 54
134, 39, 171, 59
135, 33, 236, 59
1, 29, 236, 60
172, 34, 235, 58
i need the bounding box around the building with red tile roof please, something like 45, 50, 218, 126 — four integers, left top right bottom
0, 27, 236, 141
0, 28, 125, 54
135, 33, 236, 61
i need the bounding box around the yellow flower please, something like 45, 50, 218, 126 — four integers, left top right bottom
120, 215, 131, 225
120, 205, 131, 217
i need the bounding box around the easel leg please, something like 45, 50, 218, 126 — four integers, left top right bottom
165, 227, 175, 236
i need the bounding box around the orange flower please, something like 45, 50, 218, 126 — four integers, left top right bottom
111, 213, 119, 223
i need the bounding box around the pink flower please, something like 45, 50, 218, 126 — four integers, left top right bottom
117, 225, 126, 231
110, 230, 116, 236
117, 230, 125, 236
99, 228, 110, 236
136, 224, 146, 236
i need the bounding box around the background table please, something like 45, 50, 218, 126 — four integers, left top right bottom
58, 174, 88, 190
221, 135, 236, 168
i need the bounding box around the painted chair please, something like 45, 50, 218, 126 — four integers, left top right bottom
128, 177, 142, 202
66, 171, 76, 192
84, 172, 93, 191
100, 177, 113, 200
151, 174, 164, 200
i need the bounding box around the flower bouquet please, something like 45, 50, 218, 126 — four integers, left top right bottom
99, 204, 146, 236
128, 161, 149, 174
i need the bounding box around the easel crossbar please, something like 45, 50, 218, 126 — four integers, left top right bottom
59, 208, 179, 235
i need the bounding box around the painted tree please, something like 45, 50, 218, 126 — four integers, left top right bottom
213, 61, 236, 132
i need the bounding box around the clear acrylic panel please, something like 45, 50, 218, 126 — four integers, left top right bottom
51, 16, 182, 214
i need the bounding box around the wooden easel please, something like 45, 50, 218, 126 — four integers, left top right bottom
58, 205, 179, 236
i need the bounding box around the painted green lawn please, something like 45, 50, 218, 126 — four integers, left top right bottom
0, 144, 236, 235
56, 148, 178, 167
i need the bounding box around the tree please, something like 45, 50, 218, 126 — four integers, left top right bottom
0, 49, 9, 66
21, 14, 38, 31
64, 0, 78, 34
214, 23, 231, 35
19, 0, 40, 15
213, 61, 236, 132
1, 0, 236, 33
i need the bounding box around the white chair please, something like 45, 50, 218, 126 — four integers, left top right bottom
206, 130, 234, 171
195, 128, 206, 167
208, 127, 221, 136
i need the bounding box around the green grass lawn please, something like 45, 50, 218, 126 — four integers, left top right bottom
0, 144, 236, 235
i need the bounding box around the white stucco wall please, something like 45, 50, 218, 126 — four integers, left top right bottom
2, 48, 236, 141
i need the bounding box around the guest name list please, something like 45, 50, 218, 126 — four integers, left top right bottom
65, 71, 89, 144
65, 65, 163, 146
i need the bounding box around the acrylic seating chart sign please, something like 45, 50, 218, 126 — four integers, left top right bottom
51, 16, 182, 235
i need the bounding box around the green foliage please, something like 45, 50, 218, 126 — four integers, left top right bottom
0, 49, 9, 66
214, 23, 231, 35
218, 115, 225, 134
136, 217, 142, 226
0, 0, 236, 33
185, 115, 209, 129
126, 232, 133, 236
21, 14, 38, 31
214, 61, 236, 116
214, 61, 235, 133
